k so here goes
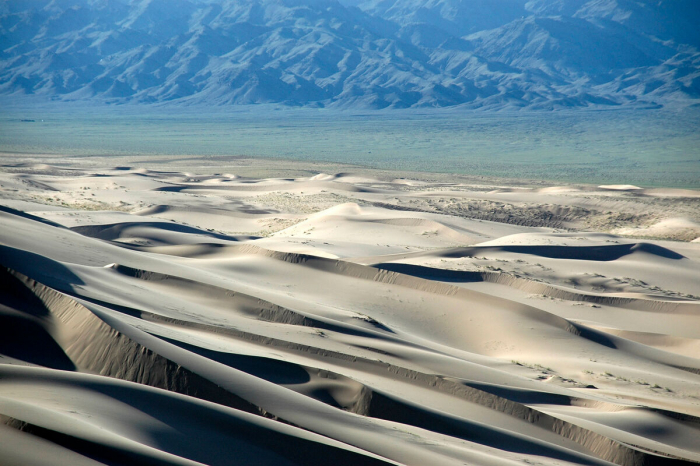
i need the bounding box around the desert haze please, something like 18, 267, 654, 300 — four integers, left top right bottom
2, 0, 699, 109
0, 157, 699, 466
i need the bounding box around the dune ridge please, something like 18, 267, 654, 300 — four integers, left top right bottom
1, 162, 699, 465
5, 266, 696, 466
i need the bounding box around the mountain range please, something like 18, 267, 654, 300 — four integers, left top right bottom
1, 0, 699, 109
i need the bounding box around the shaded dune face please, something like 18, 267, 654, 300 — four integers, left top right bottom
1, 165, 700, 466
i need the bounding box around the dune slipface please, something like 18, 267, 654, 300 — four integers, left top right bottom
1, 163, 699, 466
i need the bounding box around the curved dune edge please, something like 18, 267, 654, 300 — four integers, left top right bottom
580, 325, 700, 360
75, 259, 700, 409
1, 163, 699, 466
127, 241, 700, 314
3, 267, 697, 466
477, 272, 699, 314
355, 259, 698, 314
1, 269, 398, 466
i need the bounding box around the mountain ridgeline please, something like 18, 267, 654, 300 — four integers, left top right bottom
1, 0, 699, 109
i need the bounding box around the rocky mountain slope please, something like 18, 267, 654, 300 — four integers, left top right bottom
1, 0, 698, 109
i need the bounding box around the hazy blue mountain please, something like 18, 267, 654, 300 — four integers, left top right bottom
1, 0, 698, 109
342, 0, 530, 36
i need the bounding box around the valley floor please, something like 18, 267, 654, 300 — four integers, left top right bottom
1, 157, 699, 465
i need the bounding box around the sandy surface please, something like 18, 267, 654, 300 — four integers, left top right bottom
1, 159, 699, 466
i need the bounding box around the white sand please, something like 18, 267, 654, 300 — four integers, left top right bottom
1, 160, 699, 466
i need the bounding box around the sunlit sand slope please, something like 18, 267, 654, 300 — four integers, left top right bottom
1, 163, 699, 466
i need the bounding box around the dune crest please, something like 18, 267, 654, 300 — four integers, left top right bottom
1, 162, 699, 466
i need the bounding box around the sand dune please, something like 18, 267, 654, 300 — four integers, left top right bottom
1, 162, 699, 465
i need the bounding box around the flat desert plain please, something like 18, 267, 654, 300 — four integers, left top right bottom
1, 157, 699, 466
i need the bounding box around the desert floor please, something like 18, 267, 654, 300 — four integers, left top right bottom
1, 155, 699, 466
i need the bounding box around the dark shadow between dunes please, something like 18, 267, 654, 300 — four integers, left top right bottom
71, 221, 254, 243
372, 263, 484, 282
0, 268, 77, 370
440, 243, 685, 261
364, 391, 603, 465
0, 205, 66, 229
0, 245, 85, 291
155, 337, 312, 385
